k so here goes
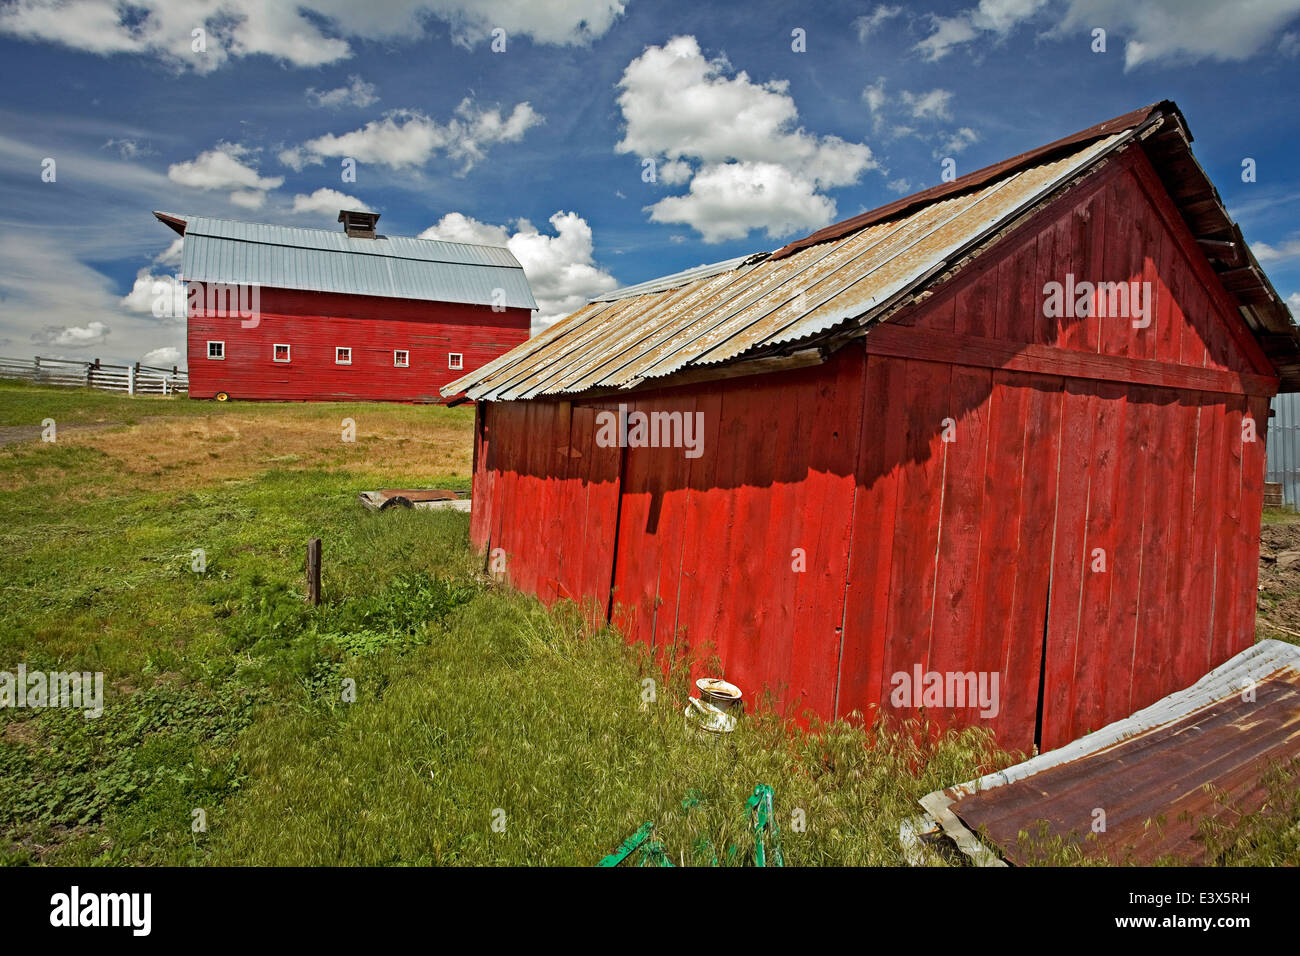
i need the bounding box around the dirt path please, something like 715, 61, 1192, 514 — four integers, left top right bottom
0, 422, 120, 446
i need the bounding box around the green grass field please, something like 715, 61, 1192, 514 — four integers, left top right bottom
1, 381, 1296, 866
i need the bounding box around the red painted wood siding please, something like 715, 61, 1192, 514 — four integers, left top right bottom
469, 147, 1276, 751
188, 284, 530, 402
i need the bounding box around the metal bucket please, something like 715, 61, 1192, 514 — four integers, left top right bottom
696, 677, 743, 714
684, 697, 736, 740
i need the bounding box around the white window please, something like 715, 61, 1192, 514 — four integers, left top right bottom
273, 344, 291, 363
448, 352, 463, 370
394, 349, 409, 367
207, 341, 225, 360
335, 347, 352, 365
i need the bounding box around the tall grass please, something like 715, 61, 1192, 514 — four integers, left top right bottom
212, 558, 1008, 866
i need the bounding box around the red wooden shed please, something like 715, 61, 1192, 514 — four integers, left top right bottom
155, 209, 535, 403
444, 101, 1300, 753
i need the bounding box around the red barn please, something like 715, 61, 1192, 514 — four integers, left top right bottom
155, 209, 535, 402
445, 101, 1300, 753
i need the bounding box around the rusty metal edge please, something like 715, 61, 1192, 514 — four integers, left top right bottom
916, 792, 1008, 867
912, 639, 1300, 866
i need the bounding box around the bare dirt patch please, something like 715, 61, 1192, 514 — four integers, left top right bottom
0, 422, 119, 446
1257, 518, 1300, 644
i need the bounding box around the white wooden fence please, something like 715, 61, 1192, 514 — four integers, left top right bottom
0, 356, 188, 394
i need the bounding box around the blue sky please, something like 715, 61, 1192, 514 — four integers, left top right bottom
2, 0, 1299, 366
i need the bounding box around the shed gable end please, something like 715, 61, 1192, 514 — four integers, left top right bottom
904, 147, 1272, 384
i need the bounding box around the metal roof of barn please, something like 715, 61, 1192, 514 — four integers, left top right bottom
444, 101, 1300, 400
595, 254, 758, 302
154, 211, 537, 311
444, 133, 1128, 401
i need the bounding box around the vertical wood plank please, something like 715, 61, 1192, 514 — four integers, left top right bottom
1001, 373, 1063, 752
877, 358, 952, 730
838, 352, 905, 722
1041, 379, 1095, 751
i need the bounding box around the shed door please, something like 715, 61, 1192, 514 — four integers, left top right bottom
1037, 382, 1261, 752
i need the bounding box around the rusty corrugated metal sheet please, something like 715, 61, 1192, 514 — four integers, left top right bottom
444, 131, 1133, 401
768, 100, 1171, 261
596, 254, 757, 301
919, 640, 1300, 866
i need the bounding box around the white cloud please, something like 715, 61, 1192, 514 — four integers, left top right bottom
916, 14, 980, 60
0, 1, 626, 71
141, 346, 183, 366
420, 210, 619, 327
0, 0, 348, 71
1286, 291, 1300, 313
294, 112, 446, 170
854, 5, 903, 41
121, 269, 187, 321
861, 82, 978, 161
862, 78, 888, 125
901, 89, 954, 121
616, 36, 871, 182
916, 1, 1051, 60
972, 0, 1052, 32
228, 189, 267, 209
103, 137, 151, 159
306, 75, 378, 109
155, 236, 184, 267
615, 35, 876, 244
1253, 236, 1300, 264
658, 159, 693, 185
286, 99, 542, 174
168, 143, 283, 207
915, 0, 1300, 70
276, 146, 321, 172
935, 126, 979, 157
422, 211, 510, 247
1063, 0, 1300, 69
647, 161, 838, 244
291, 187, 373, 217
417, 0, 627, 47
33, 320, 110, 348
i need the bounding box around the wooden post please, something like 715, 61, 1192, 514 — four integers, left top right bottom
306, 538, 322, 606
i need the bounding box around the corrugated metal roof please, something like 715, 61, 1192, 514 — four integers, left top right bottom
156, 212, 536, 311
595, 254, 757, 302
769, 100, 1172, 262
444, 130, 1131, 401
918, 640, 1300, 866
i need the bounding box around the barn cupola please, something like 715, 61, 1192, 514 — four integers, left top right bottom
338, 209, 380, 239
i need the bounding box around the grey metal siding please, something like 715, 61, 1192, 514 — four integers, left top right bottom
1268, 392, 1300, 507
